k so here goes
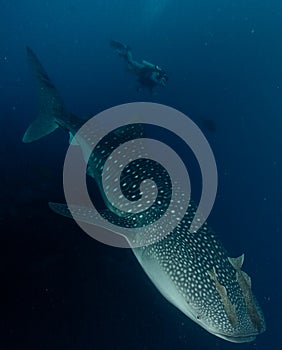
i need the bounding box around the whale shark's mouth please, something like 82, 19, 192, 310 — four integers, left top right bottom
214, 331, 257, 343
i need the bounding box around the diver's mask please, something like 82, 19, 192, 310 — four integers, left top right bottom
156, 65, 168, 80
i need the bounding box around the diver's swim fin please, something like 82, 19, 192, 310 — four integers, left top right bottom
110, 40, 130, 57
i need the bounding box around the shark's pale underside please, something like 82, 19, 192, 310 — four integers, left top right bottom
23, 47, 266, 343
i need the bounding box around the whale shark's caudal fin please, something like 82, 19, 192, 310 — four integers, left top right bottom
23, 47, 66, 143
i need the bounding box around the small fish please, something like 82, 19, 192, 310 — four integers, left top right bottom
208, 267, 238, 328
23, 47, 266, 343
228, 254, 264, 333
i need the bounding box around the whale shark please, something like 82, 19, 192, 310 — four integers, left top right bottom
23, 47, 266, 343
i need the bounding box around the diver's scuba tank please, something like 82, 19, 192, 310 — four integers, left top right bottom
142, 60, 161, 71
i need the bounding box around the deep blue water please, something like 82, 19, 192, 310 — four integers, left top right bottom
1, 0, 282, 349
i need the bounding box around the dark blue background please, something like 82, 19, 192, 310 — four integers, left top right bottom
1, 0, 281, 349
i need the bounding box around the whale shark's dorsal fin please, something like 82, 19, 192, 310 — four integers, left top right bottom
23, 47, 65, 143
228, 254, 245, 270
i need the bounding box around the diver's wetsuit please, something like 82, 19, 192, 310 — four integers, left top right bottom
110, 40, 168, 91
138, 67, 158, 89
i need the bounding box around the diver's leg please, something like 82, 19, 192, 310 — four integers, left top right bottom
110, 40, 131, 60
110, 40, 143, 72
126, 51, 144, 73
110, 40, 129, 53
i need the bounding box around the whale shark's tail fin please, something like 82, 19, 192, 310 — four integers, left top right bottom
23, 47, 66, 143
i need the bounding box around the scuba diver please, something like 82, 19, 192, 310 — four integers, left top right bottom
110, 40, 168, 92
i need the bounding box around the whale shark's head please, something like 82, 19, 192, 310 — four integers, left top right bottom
134, 210, 266, 343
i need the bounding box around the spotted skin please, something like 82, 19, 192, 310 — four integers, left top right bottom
131, 204, 265, 342
23, 47, 266, 343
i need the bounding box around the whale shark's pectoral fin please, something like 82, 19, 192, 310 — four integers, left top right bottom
49, 202, 119, 229
49, 202, 131, 247
49, 202, 100, 225
48, 202, 73, 219
68, 132, 79, 145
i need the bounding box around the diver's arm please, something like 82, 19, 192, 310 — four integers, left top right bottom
150, 71, 161, 84
110, 40, 144, 72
